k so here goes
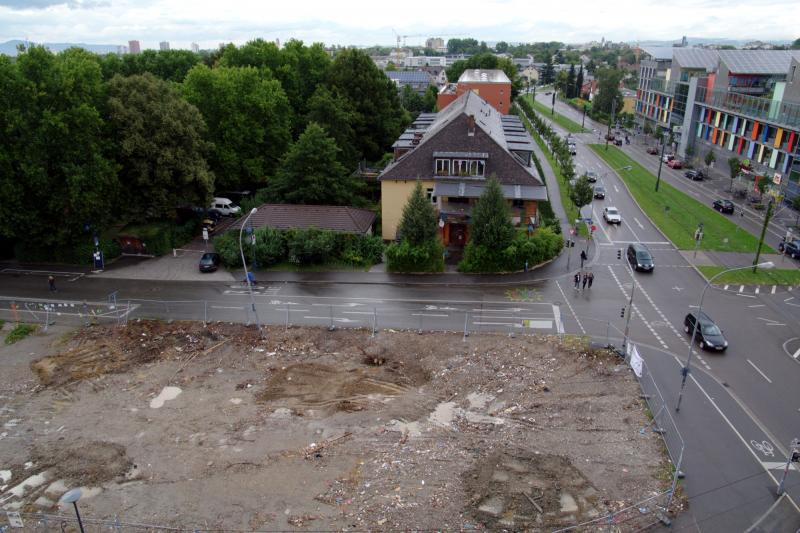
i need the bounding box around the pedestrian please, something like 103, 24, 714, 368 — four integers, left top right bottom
582, 273, 588, 290
588, 272, 594, 288
580, 249, 587, 268
48, 275, 56, 292
573, 272, 581, 290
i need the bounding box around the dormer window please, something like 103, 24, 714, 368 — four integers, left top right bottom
435, 159, 451, 176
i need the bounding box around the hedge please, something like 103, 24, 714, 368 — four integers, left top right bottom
458, 227, 563, 273
385, 239, 445, 273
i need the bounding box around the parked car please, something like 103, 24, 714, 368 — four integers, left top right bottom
210, 197, 241, 217
712, 199, 735, 214
568, 143, 577, 155
603, 206, 621, 224
646, 147, 659, 155
198, 252, 221, 273
586, 171, 598, 183
593, 186, 606, 199
683, 311, 728, 351
778, 239, 800, 258
667, 159, 683, 169
662, 154, 675, 163
685, 169, 705, 180
626, 243, 654, 272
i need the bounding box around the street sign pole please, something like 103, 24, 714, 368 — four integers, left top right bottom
777, 438, 800, 495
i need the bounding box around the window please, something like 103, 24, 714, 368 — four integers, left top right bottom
435, 159, 450, 176
426, 188, 436, 204
452, 159, 485, 177
512, 199, 524, 208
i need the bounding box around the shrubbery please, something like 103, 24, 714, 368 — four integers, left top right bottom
213, 227, 384, 268
385, 239, 444, 273
458, 228, 563, 273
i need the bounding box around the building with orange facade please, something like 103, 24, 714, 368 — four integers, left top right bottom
437, 69, 512, 115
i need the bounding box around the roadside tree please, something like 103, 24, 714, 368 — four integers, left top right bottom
727, 157, 741, 192
570, 175, 594, 219
386, 181, 444, 272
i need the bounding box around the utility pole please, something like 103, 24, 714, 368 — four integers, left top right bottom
582, 104, 587, 132
621, 250, 635, 354
605, 98, 616, 151
777, 437, 800, 495
753, 199, 774, 272
551, 90, 556, 116
655, 136, 667, 192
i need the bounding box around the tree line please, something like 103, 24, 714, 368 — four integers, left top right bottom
0, 40, 411, 260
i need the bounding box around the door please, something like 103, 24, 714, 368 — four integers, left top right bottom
451, 224, 466, 247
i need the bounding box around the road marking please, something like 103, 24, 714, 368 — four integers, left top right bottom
478, 315, 553, 320
672, 286, 683, 291
552, 304, 564, 334
748, 304, 765, 308
762, 461, 800, 471
746, 359, 773, 384
735, 293, 756, 298
606, 266, 669, 350
613, 185, 619, 193
411, 313, 448, 317
209, 305, 245, 310
739, 285, 744, 293
342, 311, 375, 315
772, 285, 777, 294
521, 320, 553, 329
633, 217, 645, 229
473, 321, 512, 326
303, 316, 358, 323
755, 286, 760, 294
724, 285, 729, 290
555, 280, 585, 334
785, 296, 794, 302
591, 206, 612, 242
609, 241, 670, 245
793, 347, 800, 360
313, 302, 363, 308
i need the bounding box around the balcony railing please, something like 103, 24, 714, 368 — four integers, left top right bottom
696, 86, 800, 129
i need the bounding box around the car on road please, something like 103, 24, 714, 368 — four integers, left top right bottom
685, 169, 705, 180
683, 311, 728, 351
662, 154, 675, 163
778, 239, 800, 258
199, 252, 221, 273
603, 206, 621, 224
568, 143, 577, 155
667, 159, 683, 169
210, 197, 241, 217
646, 147, 659, 155
545, 91, 552, 95
626, 243, 654, 272
593, 186, 606, 199
712, 199, 735, 214
586, 171, 598, 183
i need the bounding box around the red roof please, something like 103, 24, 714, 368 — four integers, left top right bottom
228, 204, 376, 235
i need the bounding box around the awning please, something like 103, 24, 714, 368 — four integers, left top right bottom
433, 182, 548, 201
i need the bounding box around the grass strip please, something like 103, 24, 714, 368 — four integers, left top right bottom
696, 265, 800, 285
523, 94, 585, 134
5, 323, 37, 345
589, 145, 774, 254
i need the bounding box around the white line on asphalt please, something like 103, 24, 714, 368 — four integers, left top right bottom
766, 323, 786, 326
552, 304, 564, 335
341, 311, 374, 315
772, 285, 777, 294
210, 305, 245, 310
473, 321, 513, 326
724, 285, 729, 290
606, 266, 669, 349
478, 315, 553, 321
748, 304, 765, 308
633, 217, 645, 229
411, 313, 448, 317
735, 293, 756, 298
762, 461, 800, 471
794, 348, 800, 360
555, 280, 585, 334
739, 285, 745, 293
785, 296, 794, 302
746, 359, 773, 383
613, 185, 619, 193
591, 206, 612, 242
609, 241, 671, 245
623, 219, 642, 242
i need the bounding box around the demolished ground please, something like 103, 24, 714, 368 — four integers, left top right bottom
0, 320, 678, 530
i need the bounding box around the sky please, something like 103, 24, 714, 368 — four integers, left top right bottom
1, 0, 798, 49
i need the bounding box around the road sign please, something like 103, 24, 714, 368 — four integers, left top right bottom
202, 228, 209, 242
591, 224, 597, 233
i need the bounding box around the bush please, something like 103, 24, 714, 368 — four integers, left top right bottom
285, 228, 338, 264
459, 228, 563, 273
385, 239, 444, 273
341, 234, 384, 266
212, 232, 243, 267
14, 237, 121, 265
5, 323, 37, 345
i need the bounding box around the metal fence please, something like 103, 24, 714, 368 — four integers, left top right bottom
0, 295, 132, 331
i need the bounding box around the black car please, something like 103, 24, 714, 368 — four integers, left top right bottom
199, 252, 221, 273
626, 243, 654, 272
684, 311, 728, 351
593, 186, 606, 199
712, 199, 734, 214
685, 169, 706, 181
586, 171, 598, 183
778, 239, 800, 258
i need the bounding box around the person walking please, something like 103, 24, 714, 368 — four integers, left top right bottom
580, 249, 587, 268
48, 275, 56, 292
582, 272, 588, 290
573, 272, 581, 290
587, 272, 594, 288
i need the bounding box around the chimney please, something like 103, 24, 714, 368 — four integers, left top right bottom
467, 114, 476, 136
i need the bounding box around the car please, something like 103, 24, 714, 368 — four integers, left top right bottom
198, 252, 221, 273
206, 208, 223, 222
646, 147, 659, 155
545, 91, 552, 95
626, 243, 654, 272
603, 206, 621, 224
614, 137, 623, 146
685, 169, 705, 180
712, 199, 734, 214
778, 239, 800, 258
586, 171, 598, 183
568, 143, 577, 155
667, 159, 683, 169
662, 154, 675, 163
593, 186, 606, 199
606, 133, 616, 141
210, 197, 241, 217
683, 311, 728, 351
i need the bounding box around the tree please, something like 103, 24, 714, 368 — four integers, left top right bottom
398, 181, 439, 246
728, 157, 741, 192
328, 49, 409, 162
400, 84, 426, 115
266, 122, 360, 206
495, 41, 509, 53
566, 64, 576, 98
305, 86, 359, 168
98, 49, 202, 82
570, 175, 594, 218
593, 68, 623, 115
792, 38, 800, 50
470, 177, 515, 250
107, 73, 213, 220
542, 56, 555, 85
385, 61, 397, 71
183, 64, 293, 191
704, 150, 716, 169
422, 85, 438, 112
574, 65, 584, 100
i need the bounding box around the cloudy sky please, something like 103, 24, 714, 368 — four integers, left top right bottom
1, 0, 798, 49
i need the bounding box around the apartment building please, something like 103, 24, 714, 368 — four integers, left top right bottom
437, 69, 512, 114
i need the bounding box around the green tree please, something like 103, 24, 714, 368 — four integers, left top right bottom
328, 49, 409, 162
99, 49, 201, 82
422, 84, 438, 112
728, 157, 741, 192
470, 177, 514, 250
570, 175, 594, 217
704, 150, 716, 169
385, 61, 397, 71
266, 122, 360, 205
305, 85, 359, 168
495, 41, 509, 53
792, 38, 800, 50
575, 65, 584, 98
397, 181, 439, 246
541, 56, 555, 85
107, 73, 213, 220
183, 64, 293, 191
566, 64, 576, 98
593, 68, 623, 115
400, 84, 426, 115
0, 46, 119, 253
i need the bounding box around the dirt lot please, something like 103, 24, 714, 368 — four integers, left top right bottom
0, 320, 675, 530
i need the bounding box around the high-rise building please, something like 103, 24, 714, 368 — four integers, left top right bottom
159, 41, 170, 51
191, 42, 200, 53
128, 40, 141, 54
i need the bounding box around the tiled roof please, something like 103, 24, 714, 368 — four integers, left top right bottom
385, 71, 434, 84
228, 204, 376, 235
717, 50, 794, 75
457, 69, 511, 84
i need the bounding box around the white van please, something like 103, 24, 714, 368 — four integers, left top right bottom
210, 197, 241, 216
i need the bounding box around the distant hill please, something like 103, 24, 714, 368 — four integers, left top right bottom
1, 39, 121, 56
634, 37, 791, 48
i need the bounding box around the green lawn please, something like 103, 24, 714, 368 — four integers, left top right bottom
697, 265, 800, 285
523, 95, 585, 134
589, 145, 775, 254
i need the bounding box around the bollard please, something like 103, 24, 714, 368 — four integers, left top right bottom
328, 305, 335, 331
285, 306, 290, 331
371, 307, 377, 338
463, 311, 469, 340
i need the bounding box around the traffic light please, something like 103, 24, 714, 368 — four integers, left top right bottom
571, 241, 575, 248
617, 249, 622, 260
792, 450, 800, 462
620, 307, 626, 318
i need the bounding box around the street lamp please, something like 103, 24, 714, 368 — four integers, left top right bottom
60, 488, 85, 533
675, 261, 774, 412
655, 134, 667, 192
239, 207, 261, 332
582, 103, 588, 132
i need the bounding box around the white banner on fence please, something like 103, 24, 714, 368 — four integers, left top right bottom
629, 345, 643, 378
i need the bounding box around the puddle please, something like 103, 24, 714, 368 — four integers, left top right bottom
149, 386, 182, 409
386, 419, 422, 437
428, 401, 457, 427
